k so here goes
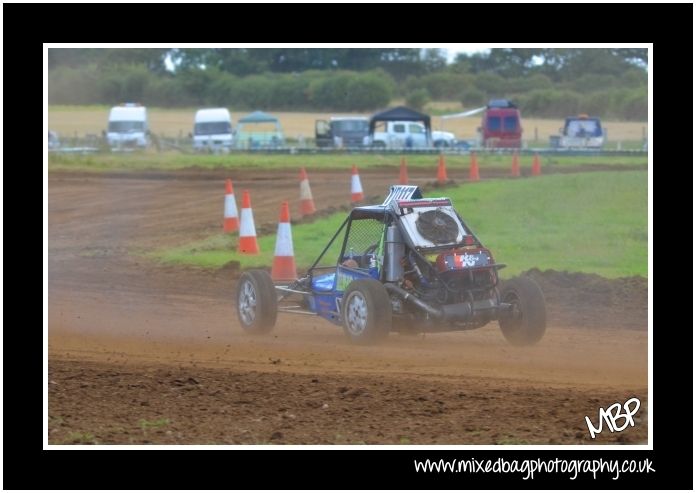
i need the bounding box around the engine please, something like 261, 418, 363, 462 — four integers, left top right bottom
435, 249, 498, 299
406, 250, 495, 304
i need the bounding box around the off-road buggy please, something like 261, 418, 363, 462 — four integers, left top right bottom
236, 185, 546, 345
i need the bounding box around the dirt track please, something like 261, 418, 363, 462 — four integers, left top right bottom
48, 169, 648, 445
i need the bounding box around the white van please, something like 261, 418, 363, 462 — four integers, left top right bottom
193, 108, 234, 152
107, 104, 149, 149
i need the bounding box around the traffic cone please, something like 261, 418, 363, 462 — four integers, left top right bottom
399, 156, 409, 185
299, 167, 316, 217
436, 154, 448, 184
223, 179, 239, 233
238, 190, 259, 255
271, 201, 298, 281
350, 165, 364, 202
511, 152, 520, 177
531, 153, 542, 176
469, 152, 480, 181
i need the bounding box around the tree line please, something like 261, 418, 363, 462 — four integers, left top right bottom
48, 48, 647, 120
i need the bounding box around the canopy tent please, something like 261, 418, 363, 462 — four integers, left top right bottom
368, 106, 432, 138
238, 110, 281, 124
235, 111, 284, 149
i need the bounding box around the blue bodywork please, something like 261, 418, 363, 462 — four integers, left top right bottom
308, 265, 379, 326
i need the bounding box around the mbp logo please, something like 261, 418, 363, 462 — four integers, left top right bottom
584, 397, 641, 439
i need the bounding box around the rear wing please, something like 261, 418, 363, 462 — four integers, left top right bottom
382, 185, 422, 205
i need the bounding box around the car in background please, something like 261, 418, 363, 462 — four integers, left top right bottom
369, 121, 457, 149
315, 116, 369, 148
106, 103, 149, 150
193, 108, 234, 153
48, 130, 60, 149
551, 114, 605, 149
478, 99, 522, 148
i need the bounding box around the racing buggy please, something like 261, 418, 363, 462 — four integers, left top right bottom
236, 186, 546, 345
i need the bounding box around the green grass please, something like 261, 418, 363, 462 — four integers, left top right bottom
48, 152, 647, 173
442, 171, 648, 277
152, 214, 348, 271
139, 418, 170, 431
151, 171, 647, 278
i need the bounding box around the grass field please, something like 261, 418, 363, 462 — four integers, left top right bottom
48, 151, 648, 172
152, 171, 648, 278
48, 105, 649, 143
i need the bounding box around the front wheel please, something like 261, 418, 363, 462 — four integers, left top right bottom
236, 270, 278, 334
498, 277, 546, 346
341, 279, 392, 344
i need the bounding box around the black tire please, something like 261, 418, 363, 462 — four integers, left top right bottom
372, 141, 387, 149
341, 279, 392, 344
498, 277, 546, 346
236, 270, 278, 334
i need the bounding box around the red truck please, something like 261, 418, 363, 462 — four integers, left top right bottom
479, 99, 522, 148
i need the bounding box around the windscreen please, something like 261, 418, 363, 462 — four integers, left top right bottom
566, 119, 601, 137
487, 116, 501, 131
195, 121, 232, 135
332, 120, 368, 133
503, 115, 518, 132
108, 121, 145, 132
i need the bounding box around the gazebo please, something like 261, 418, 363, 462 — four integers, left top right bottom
235, 111, 285, 149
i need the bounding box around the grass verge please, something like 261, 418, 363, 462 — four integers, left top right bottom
48, 152, 647, 173
150, 171, 648, 278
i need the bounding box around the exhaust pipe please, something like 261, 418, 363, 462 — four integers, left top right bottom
384, 283, 473, 321
384, 283, 444, 319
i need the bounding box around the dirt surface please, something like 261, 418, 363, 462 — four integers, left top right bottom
524, 269, 647, 330
48, 168, 649, 445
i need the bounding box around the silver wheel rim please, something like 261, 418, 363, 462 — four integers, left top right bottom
345, 292, 368, 336
239, 280, 257, 325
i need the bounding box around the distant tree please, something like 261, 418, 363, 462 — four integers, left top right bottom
406, 88, 430, 111
346, 73, 392, 110
460, 88, 485, 106
48, 48, 169, 73
421, 49, 447, 72
473, 72, 507, 96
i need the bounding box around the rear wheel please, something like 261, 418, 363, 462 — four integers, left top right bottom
237, 270, 278, 334
341, 279, 392, 344
498, 277, 546, 346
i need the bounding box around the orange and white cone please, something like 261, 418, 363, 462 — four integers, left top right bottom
469, 152, 480, 181
436, 154, 448, 184
238, 190, 259, 255
223, 179, 239, 233
399, 156, 409, 185
511, 152, 520, 177
271, 201, 298, 281
531, 153, 542, 176
299, 167, 316, 217
350, 164, 364, 203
